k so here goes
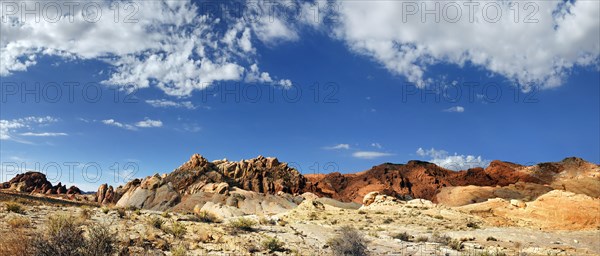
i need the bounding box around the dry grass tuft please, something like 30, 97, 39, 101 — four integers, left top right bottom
7, 216, 30, 228
5, 202, 24, 214
327, 226, 368, 256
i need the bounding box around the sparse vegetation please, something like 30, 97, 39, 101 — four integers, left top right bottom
487, 236, 498, 241
5, 202, 24, 214
31, 214, 85, 256
308, 212, 318, 220
116, 208, 126, 218
382, 218, 393, 224
467, 221, 480, 229
148, 216, 165, 229
161, 211, 170, 218
228, 217, 256, 232
0, 229, 33, 256
358, 210, 367, 215
392, 232, 410, 241
327, 226, 368, 256
196, 210, 220, 223
259, 216, 276, 225
415, 236, 429, 242
165, 221, 187, 239
101, 207, 109, 214
170, 245, 187, 256
432, 233, 463, 251
80, 224, 117, 256
79, 207, 92, 220
7, 216, 30, 228
262, 236, 285, 252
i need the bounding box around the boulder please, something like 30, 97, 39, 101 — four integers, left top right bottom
363, 191, 380, 206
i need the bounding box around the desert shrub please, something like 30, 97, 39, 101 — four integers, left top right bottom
434, 215, 444, 220
0, 229, 33, 256
166, 221, 187, 239
382, 218, 393, 224
262, 236, 285, 252
432, 233, 463, 250
101, 207, 109, 214
5, 202, 24, 214
308, 212, 318, 220
32, 215, 85, 256
392, 232, 410, 241
415, 236, 429, 242
196, 210, 220, 223
7, 216, 30, 228
374, 211, 383, 214
357, 210, 367, 215
448, 239, 464, 251
171, 245, 187, 256
259, 216, 276, 225
80, 224, 116, 256
229, 217, 256, 232
161, 211, 170, 218
486, 236, 498, 241
466, 221, 480, 229
327, 226, 368, 256
116, 208, 127, 218
148, 216, 165, 229
80, 207, 92, 220
277, 218, 288, 226
134, 208, 141, 215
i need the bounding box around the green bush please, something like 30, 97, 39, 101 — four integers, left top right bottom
327, 226, 368, 256
166, 221, 187, 239
228, 217, 256, 232
262, 236, 285, 252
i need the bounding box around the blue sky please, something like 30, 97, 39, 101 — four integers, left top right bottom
1, 0, 598, 191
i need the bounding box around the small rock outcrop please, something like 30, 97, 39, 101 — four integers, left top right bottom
0, 172, 81, 195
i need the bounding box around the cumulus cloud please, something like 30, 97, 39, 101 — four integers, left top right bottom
352, 151, 394, 159
0, 0, 294, 96
443, 106, 465, 113
101, 119, 137, 131
135, 119, 163, 128
102, 118, 163, 130
416, 147, 490, 171
0, 116, 62, 142
325, 144, 351, 150
333, 0, 600, 90
146, 99, 196, 110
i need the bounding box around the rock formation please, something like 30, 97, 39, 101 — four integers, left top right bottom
306, 157, 600, 204
0, 172, 81, 195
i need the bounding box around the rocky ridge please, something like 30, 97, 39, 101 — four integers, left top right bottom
1, 171, 81, 195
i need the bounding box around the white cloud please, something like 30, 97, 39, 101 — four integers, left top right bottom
443, 106, 465, 113
146, 99, 196, 110
102, 119, 136, 130
0, 1, 293, 97
0, 116, 61, 142
416, 147, 490, 171
20, 132, 68, 137
102, 118, 162, 130
135, 119, 163, 128
333, 0, 600, 90
325, 144, 351, 150
371, 143, 382, 149
352, 151, 394, 159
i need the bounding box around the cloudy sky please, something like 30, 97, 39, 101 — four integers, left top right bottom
1, 0, 598, 191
